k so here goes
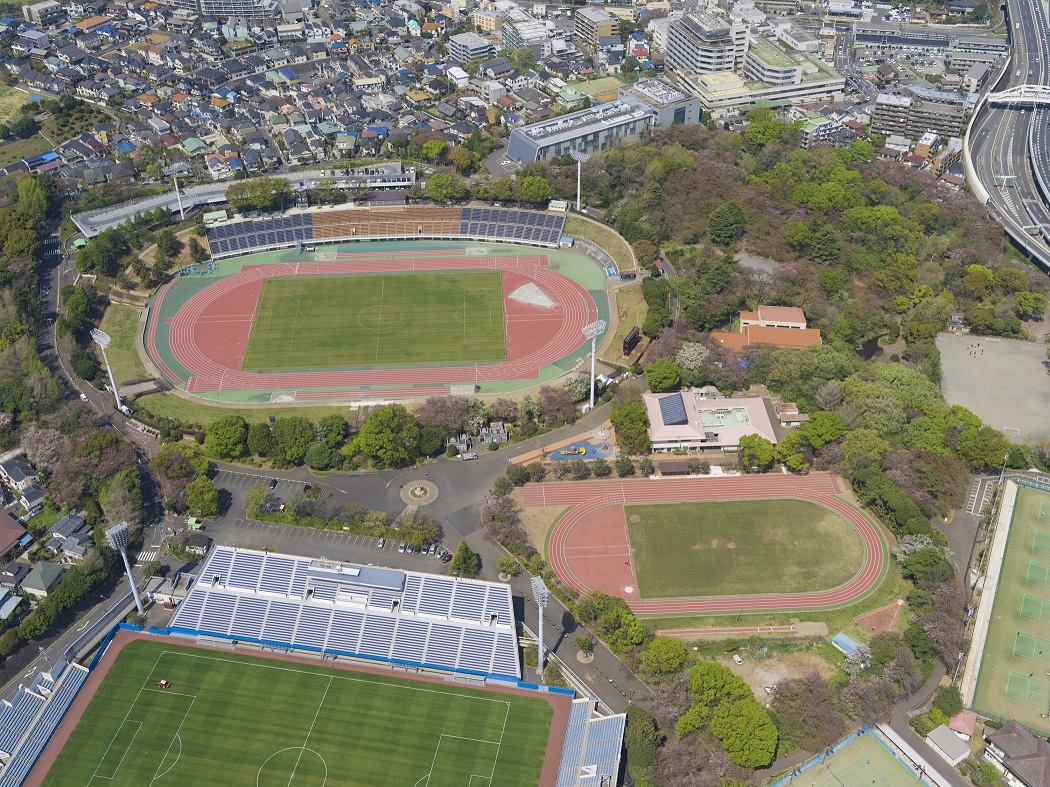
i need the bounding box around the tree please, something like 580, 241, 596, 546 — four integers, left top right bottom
639, 636, 688, 677
304, 442, 335, 470
246, 422, 273, 456
496, 555, 520, 576
610, 395, 651, 454
188, 236, 209, 264
271, 416, 315, 465
675, 342, 710, 377
69, 349, 99, 380
400, 513, 442, 550
799, 411, 846, 450
516, 176, 550, 203
185, 476, 219, 518
422, 139, 447, 161
623, 705, 662, 782
245, 485, 267, 519
956, 426, 1009, 470
932, 685, 963, 718
710, 699, 778, 768
902, 546, 954, 583
644, 359, 681, 393
351, 405, 422, 468
318, 414, 348, 448
769, 673, 846, 752
426, 173, 467, 203
774, 430, 809, 473
707, 201, 746, 245
536, 385, 576, 425
155, 229, 180, 260
615, 454, 635, 477
737, 434, 774, 473
204, 414, 248, 460
449, 540, 480, 577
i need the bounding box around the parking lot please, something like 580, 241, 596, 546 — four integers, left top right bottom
208, 469, 448, 571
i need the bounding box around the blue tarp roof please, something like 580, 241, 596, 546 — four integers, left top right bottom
831, 632, 859, 655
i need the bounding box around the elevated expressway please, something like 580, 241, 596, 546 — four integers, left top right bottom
966, 0, 1050, 270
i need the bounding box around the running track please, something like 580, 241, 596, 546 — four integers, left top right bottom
150, 251, 596, 393
522, 473, 887, 615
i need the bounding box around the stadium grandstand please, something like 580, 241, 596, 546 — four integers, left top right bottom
204, 205, 566, 258
169, 546, 521, 680
558, 699, 625, 787
0, 660, 90, 786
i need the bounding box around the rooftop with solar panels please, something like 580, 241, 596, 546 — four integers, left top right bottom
643, 391, 779, 452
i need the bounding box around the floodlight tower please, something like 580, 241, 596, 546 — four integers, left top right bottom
106, 521, 145, 616
531, 575, 550, 677
582, 319, 607, 410
90, 329, 130, 415
569, 150, 590, 212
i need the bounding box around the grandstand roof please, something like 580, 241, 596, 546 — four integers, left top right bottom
557, 699, 625, 787
170, 547, 521, 680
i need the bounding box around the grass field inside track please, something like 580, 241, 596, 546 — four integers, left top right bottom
242, 270, 506, 371
43, 639, 552, 787
625, 499, 864, 598
972, 486, 1050, 734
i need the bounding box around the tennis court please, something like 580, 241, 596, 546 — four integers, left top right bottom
781, 731, 924, 787
972, 485, 1050, 733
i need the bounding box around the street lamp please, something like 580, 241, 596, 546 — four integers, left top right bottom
569, 150, 590, 212
582, 319, 608, 410
531, 575, 549, 678
106, 521, 145, 616
90, 329, 130, 416
38, 646, 52, 671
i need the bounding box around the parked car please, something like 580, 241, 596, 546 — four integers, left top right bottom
440, 552, 453, 563
462, 453, 479, 460
398, 542, 406, 553
377, 538, 385, 549
733, 654, 744, 665
436, 547, 450, 560
268, 479, 278, 489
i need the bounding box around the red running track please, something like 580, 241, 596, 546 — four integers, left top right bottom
522, 473, 887, 615
160, 253, 596, 393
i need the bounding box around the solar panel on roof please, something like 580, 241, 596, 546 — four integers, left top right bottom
658, 394, 688, 426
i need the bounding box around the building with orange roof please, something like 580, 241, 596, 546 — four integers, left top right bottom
711, 304, 821, 350
75, 15, 109, 31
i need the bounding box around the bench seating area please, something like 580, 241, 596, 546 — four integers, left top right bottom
0, 664, 90, 786
556, 698, 626, 787
204, 206, 566, 258
170, 547, 520, 680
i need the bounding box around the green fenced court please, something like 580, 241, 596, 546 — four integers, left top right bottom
973, 486, 1050, 734
792, 731, 924, 787
41, 639, 554, 787
1014, 632, 1050, 663
1029, 562, 1050, 587
242, 270, 507, 371
1040, 502, 1050, 521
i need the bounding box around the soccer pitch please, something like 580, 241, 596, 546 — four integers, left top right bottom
42, 639, 553, 787
624, 499, 864, 598
242, 270, 507, 371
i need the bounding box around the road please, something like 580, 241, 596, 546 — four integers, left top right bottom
967, 0, 1050, 267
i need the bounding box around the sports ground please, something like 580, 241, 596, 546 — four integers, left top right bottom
242, 270, 506, 370
524, 473, 888, 615
625, 499, 864, 599
145, 241, 608, 402
775, 731, 925, 787
971, 484, 1050, 733
39, 636, 558, 787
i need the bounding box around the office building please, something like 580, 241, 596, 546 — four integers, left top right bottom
574, 6, 616, 51
448, 31, 493, 63
666, 11, 749, 76
507, 101, 655, 163
617, 77, 702, 126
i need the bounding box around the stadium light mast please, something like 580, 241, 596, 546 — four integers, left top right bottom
531, 575, 550, 678
582, 319, 607, 410
90, 329, 130, 415
569, 150, 589, 212
106, 521, 145, 616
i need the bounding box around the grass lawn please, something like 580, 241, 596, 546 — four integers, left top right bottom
0, 133, 48, 169
603, 283, 647, 365
971, 486, 1050, 734
564, 216, 635, 273
43, 639, 552, 787
575, 76, 628, 97
133, 391, 351, 428
98, 304, 149, 386
626, 499, 865, 598
243, 270, 506, 371
0, 85, 27, 124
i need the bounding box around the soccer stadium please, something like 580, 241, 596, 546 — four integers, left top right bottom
144, 204, 613, 403
2, 548, 624, 786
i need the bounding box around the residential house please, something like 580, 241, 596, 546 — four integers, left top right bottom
0, 456, 36, 491
985, 719, 1050, 787
0, 512, 28, 557
21, 562, 64, 598
0, 561, 30, 589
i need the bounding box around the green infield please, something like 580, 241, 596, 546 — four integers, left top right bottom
625, 499, 864, 598
973, 486, 1050, 734
242, 270, 506, 371
42, 639, 552, 787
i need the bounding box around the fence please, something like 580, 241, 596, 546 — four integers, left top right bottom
766, 727, 932, 787
572, 237, 615, 271
1010, 475, 1050, 494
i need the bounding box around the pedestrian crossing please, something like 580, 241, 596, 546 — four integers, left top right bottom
135, 550, 158, 565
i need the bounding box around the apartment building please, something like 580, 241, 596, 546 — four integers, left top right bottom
574, 6, 616, 51
448, 31, 493, 63
665, 11, 749, 76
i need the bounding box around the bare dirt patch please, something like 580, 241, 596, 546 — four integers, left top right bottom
724, 652, 838, 700
511, 489, 565, 558
854, 599, 905, 635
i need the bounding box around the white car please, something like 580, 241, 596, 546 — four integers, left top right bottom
398, 542, 406, 553
733, 654, 744, 665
